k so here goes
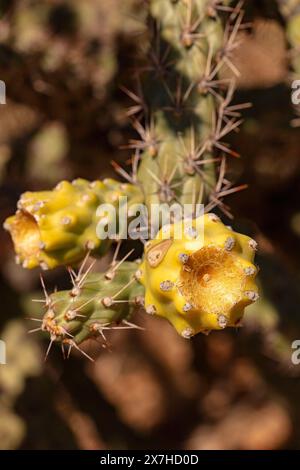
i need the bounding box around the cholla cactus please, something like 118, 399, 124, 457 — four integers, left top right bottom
4, 0, 259, 351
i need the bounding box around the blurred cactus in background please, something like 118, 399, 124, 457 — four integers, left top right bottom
0, 319, 42, 449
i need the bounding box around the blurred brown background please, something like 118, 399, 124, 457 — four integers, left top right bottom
0, 0, 300, 450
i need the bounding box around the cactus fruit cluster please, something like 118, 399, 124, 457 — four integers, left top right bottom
4, 0, 259, 353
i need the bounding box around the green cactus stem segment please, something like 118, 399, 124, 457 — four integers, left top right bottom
136, 0, 230, 214
39, 261, 144, 348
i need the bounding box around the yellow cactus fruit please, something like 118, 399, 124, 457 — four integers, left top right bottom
139, 214, 259, 338
4, 178, 143, 270
287, 13, 300, 48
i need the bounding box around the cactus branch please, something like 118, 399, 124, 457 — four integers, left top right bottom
117, 0, 248, 221
29, 259, 144, 354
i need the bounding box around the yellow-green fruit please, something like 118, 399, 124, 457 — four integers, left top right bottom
287, 13, 300, 48
4, 178, 143, 269
287, 13, 300, 73
139, 214, 259, 338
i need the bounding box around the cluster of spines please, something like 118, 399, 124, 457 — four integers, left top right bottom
29, 251, 145, 360
117, 0, 250, 220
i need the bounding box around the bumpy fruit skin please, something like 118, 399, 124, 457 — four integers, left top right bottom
140, 213, 259, 338
4, 178, 143, 270
41, 262, 144, 345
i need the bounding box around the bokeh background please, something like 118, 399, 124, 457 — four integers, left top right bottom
0, 0, 300, 450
